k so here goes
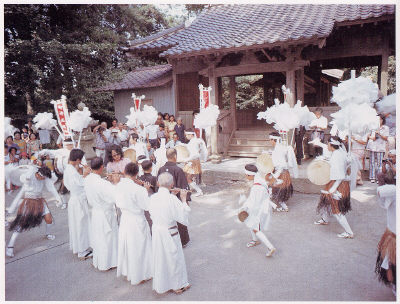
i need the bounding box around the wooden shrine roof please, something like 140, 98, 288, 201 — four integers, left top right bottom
96, 64, 172, 92
129, 4, 394, 58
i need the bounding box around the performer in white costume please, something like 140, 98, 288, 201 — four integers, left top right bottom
149, 172, 191, 294
240, 164, 276, 257
375, 180, 396, 294
127, 133, 147, 158
63, 149, 92, 260
182, 128, 207, 197
84, 157, 119, 271
268, 132, 298, 212
6, 166, 57, 257
314, 136, 354, 239
115, 162, 152, 285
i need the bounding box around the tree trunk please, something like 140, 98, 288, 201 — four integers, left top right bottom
26, 92, 34, 115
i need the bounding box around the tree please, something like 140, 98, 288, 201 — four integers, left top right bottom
5, 4, 169, 122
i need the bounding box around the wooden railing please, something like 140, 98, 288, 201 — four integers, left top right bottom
217, 109, 234, 154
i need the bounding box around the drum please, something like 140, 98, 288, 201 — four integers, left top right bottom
9, 165, 32, 187
307, 159, 331, 185
123, 148, 136, 163
256, 153, 274, 175
176, 145, 190, 163
44, 159, 54, 171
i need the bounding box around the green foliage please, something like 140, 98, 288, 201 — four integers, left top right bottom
184, 5, 210, 17
5, 4, 169, 122
359, 55, 396, 94
222, 75, 264, 110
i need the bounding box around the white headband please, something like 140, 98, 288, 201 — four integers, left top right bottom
329, 138, 341, 146
185, 131, 195, 135
244, 169, 257, 176
269, 135, 280, 140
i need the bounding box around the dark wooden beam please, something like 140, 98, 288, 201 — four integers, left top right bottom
303, 44, 383, 61
335, 15, 394, 28
214, 60, 309, 77
296, 68, 304, 104
229, 76, 237, 131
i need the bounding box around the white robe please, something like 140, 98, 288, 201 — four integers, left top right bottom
149, 187, 190, 294
115, 178, 152, 284
84, 173, 118, 271
272, 143, 298, 178
243, 175, 273, 231
377, 184, 396, 234
64, 164, 90, 254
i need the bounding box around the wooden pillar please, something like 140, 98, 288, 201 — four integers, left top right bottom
208, 66, 219, 156
262, 73, 269, 108
286, 69, 296, 107
229, 76, 237, 131
379, 35, 389, 96
172, 71, 179, 114
295, 68, 304, 105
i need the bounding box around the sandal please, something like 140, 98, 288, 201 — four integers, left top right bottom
266, 247, 276, 257
337, 232, 354, 239
46, 234, 56, 241
314, 219, 328, 225
174, 284, 191, 294
246, 240, 261, 248
6, 246, 14, 258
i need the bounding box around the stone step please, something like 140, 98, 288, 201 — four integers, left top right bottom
231, 138, 271, 146
228, 144, 271, 153
227, 151, 260, 158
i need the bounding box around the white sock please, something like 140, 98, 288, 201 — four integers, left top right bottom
250, 230, 258, 242
190, 182, 202, 193
321, 212, 330, 223
8, 231, 20, 248
280, 202, 288, 209
334, 214, 353, 235
255, 231, 274, 250
45, 223, 53, 235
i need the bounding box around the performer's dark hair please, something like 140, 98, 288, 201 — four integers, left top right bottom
137, 155, 146, 162
90, 157, 103, 170
159, 123, 165, 129
109, 144, 123, 162
141, 160, 153, 171
329, 136, 342, 150
315, 107, 323, 113
245, 164, 258, 173
269, 131, 280, 139
64, 137, 73, 143
69, 149, 85, 161
131, 133, 139, 140
186, 128, 194, 133
124, 162, 139, 177
166, 148, 177, 160
38, 166, 52, 179
379, 114, 386, 125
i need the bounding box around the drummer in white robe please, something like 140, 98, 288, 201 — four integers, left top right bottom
149, 172, 191, 294
63, 149, 92, 260
240, 164, 276, 257
115, 162, 152, 285
84, 157, 119, 271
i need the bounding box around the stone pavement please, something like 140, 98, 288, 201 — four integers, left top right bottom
4, 164, 396, 301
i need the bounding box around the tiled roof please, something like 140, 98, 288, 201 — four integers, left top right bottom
130, 4, 394, 58
96, 65, 172, 92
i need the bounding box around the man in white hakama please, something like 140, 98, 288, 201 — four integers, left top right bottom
149, 172, 191, 294
240, 164, 276, 257
84, 157, 119, 271
115, 162, 152, 285
63, 149, 92, 260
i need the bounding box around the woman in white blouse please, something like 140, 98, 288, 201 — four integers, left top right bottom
366, 115, 389, 183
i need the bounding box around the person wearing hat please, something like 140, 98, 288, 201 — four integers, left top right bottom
314, 136, 354, 239
268, 131, 298, 212
239, 164, 276, 257
6, 166, 57, 257
182, 128, 207, 197
377, 150, 396, 186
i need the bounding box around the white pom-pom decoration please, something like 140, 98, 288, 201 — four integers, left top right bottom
293, 100, 317, 126
33, 112, 57, 130
4, 117, 19, 138
330, 103, 380, 136
194, 104, 220, 129
376, 93, 396, 114
140, 105, 158, 126
69, 107, 92, 132
331, 76, 379, 107
126, 108, 141, 128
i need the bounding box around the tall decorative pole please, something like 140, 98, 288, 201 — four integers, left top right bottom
131, 93, 145, 127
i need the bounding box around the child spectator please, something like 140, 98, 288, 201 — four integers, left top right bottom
18, 152, 31, 165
